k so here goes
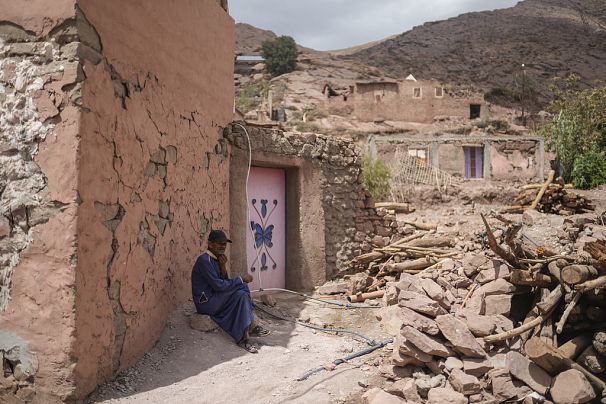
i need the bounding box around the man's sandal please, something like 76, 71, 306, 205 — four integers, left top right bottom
249, 325, 271, 337
238, 339, 258, 353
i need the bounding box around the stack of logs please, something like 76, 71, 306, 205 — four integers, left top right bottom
481, 212, 606, 394
346, 233, 459, 301
505, 170, 595, 215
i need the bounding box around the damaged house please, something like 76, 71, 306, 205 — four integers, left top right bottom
324, 77, 487, 123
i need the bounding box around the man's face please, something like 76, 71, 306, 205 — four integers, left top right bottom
208, 241, 228, 256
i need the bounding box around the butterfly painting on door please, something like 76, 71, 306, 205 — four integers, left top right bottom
249, 198, 277, 272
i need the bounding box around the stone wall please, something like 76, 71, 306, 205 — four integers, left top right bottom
0, 0, 235, 401
225, 124, 397, 285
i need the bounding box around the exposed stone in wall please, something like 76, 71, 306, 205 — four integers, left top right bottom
225, 124, 394, 276
0, 28, 86, 310
0, 332, 38, 401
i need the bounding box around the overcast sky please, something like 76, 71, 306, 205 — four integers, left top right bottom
229, 0, 520, 50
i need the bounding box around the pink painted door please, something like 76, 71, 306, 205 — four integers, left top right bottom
246, 167, 286, 291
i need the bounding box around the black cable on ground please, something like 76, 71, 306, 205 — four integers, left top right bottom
252, 301, 380, 346
252, 287, 381, 309
295, 338, 394, 382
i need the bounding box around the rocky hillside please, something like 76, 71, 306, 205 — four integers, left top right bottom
235, 23, 277, 55
235, 23, 317, 55
342, 0, 606, 97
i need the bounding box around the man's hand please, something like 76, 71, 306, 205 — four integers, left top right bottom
241, 273, 253, 283
217, 254, 230, 277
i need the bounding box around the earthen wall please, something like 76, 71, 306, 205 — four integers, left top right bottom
0, 0, 235, 401
351, 80, 486, 123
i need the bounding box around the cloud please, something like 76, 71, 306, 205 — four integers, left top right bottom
229, 0, 519, 50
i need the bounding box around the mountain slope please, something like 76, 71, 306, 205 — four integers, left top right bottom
343, 0, 606, 95
235, 23, 277, 55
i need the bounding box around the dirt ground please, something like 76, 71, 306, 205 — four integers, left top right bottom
87, 186, 606, 404
87, 292, 390, 404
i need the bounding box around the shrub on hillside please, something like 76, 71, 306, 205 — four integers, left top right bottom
261, 36, 297, 77
571, 151, 606, 189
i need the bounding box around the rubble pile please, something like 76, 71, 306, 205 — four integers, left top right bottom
346, 201, 606, 403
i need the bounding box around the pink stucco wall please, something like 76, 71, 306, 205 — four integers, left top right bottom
73, 0, 234, 396
0, 0, 234, 401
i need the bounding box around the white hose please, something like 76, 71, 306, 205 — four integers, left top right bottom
232, 123, 264, 290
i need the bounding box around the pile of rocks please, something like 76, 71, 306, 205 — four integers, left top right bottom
363, 210, 606, 403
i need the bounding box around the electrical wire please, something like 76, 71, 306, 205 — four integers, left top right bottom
251, 287, 380, 309
252, 301, 380, 346
295, 338, 393, 382
233, 122, 264, 291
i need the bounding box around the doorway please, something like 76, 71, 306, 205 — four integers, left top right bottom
246, 167, 286, 291
464, 146, 484, 179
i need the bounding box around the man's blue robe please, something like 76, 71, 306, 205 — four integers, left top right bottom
191, 252, 253, 342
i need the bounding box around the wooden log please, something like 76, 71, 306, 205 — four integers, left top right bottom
510, 269, 553, 287
399, 220, 438, 231
536, 285, 564, 314
547, 259, 569, 283
374, 202, 414, 213
530, 170, 556, 210
575, 275, 606, 293
577, 345, 606, 374
561, 265, 598, 286
347, 290, 384, 303
521, 183, 570, 191
525, 337, 606, 393
386, 257, 437, 272
351, 251, 385, 266
405, 236, 451, 248
500, 205, 524, 214
559, 335, 592, 360
480, 213, 520, 268
584, 241, 606, 272
556, 292, 581, 334
485, 287, 561, 344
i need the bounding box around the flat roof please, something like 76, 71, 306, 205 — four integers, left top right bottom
236, 55, 265, 62
355, 80, 399, 85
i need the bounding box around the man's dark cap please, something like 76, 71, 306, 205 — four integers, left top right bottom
208, 229, 232, 243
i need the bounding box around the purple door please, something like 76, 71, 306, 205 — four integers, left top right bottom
246, 167, 286, 291
464, 146, 484, 179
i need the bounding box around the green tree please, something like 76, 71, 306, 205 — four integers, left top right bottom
362, 156, 392, 201
543, 76, 606, 187
261, 36, 297, 77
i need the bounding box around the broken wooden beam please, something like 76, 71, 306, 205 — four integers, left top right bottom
347, 290, 384, 303
530, 170, 556, 210
510, 269, 553, 287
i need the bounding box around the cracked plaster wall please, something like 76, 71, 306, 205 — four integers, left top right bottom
73, 0, 235, 398
1, 0, 234, 401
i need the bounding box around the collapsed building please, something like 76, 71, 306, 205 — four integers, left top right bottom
369, 132, 547, 181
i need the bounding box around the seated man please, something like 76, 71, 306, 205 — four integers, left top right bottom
191, 229, 269, 353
